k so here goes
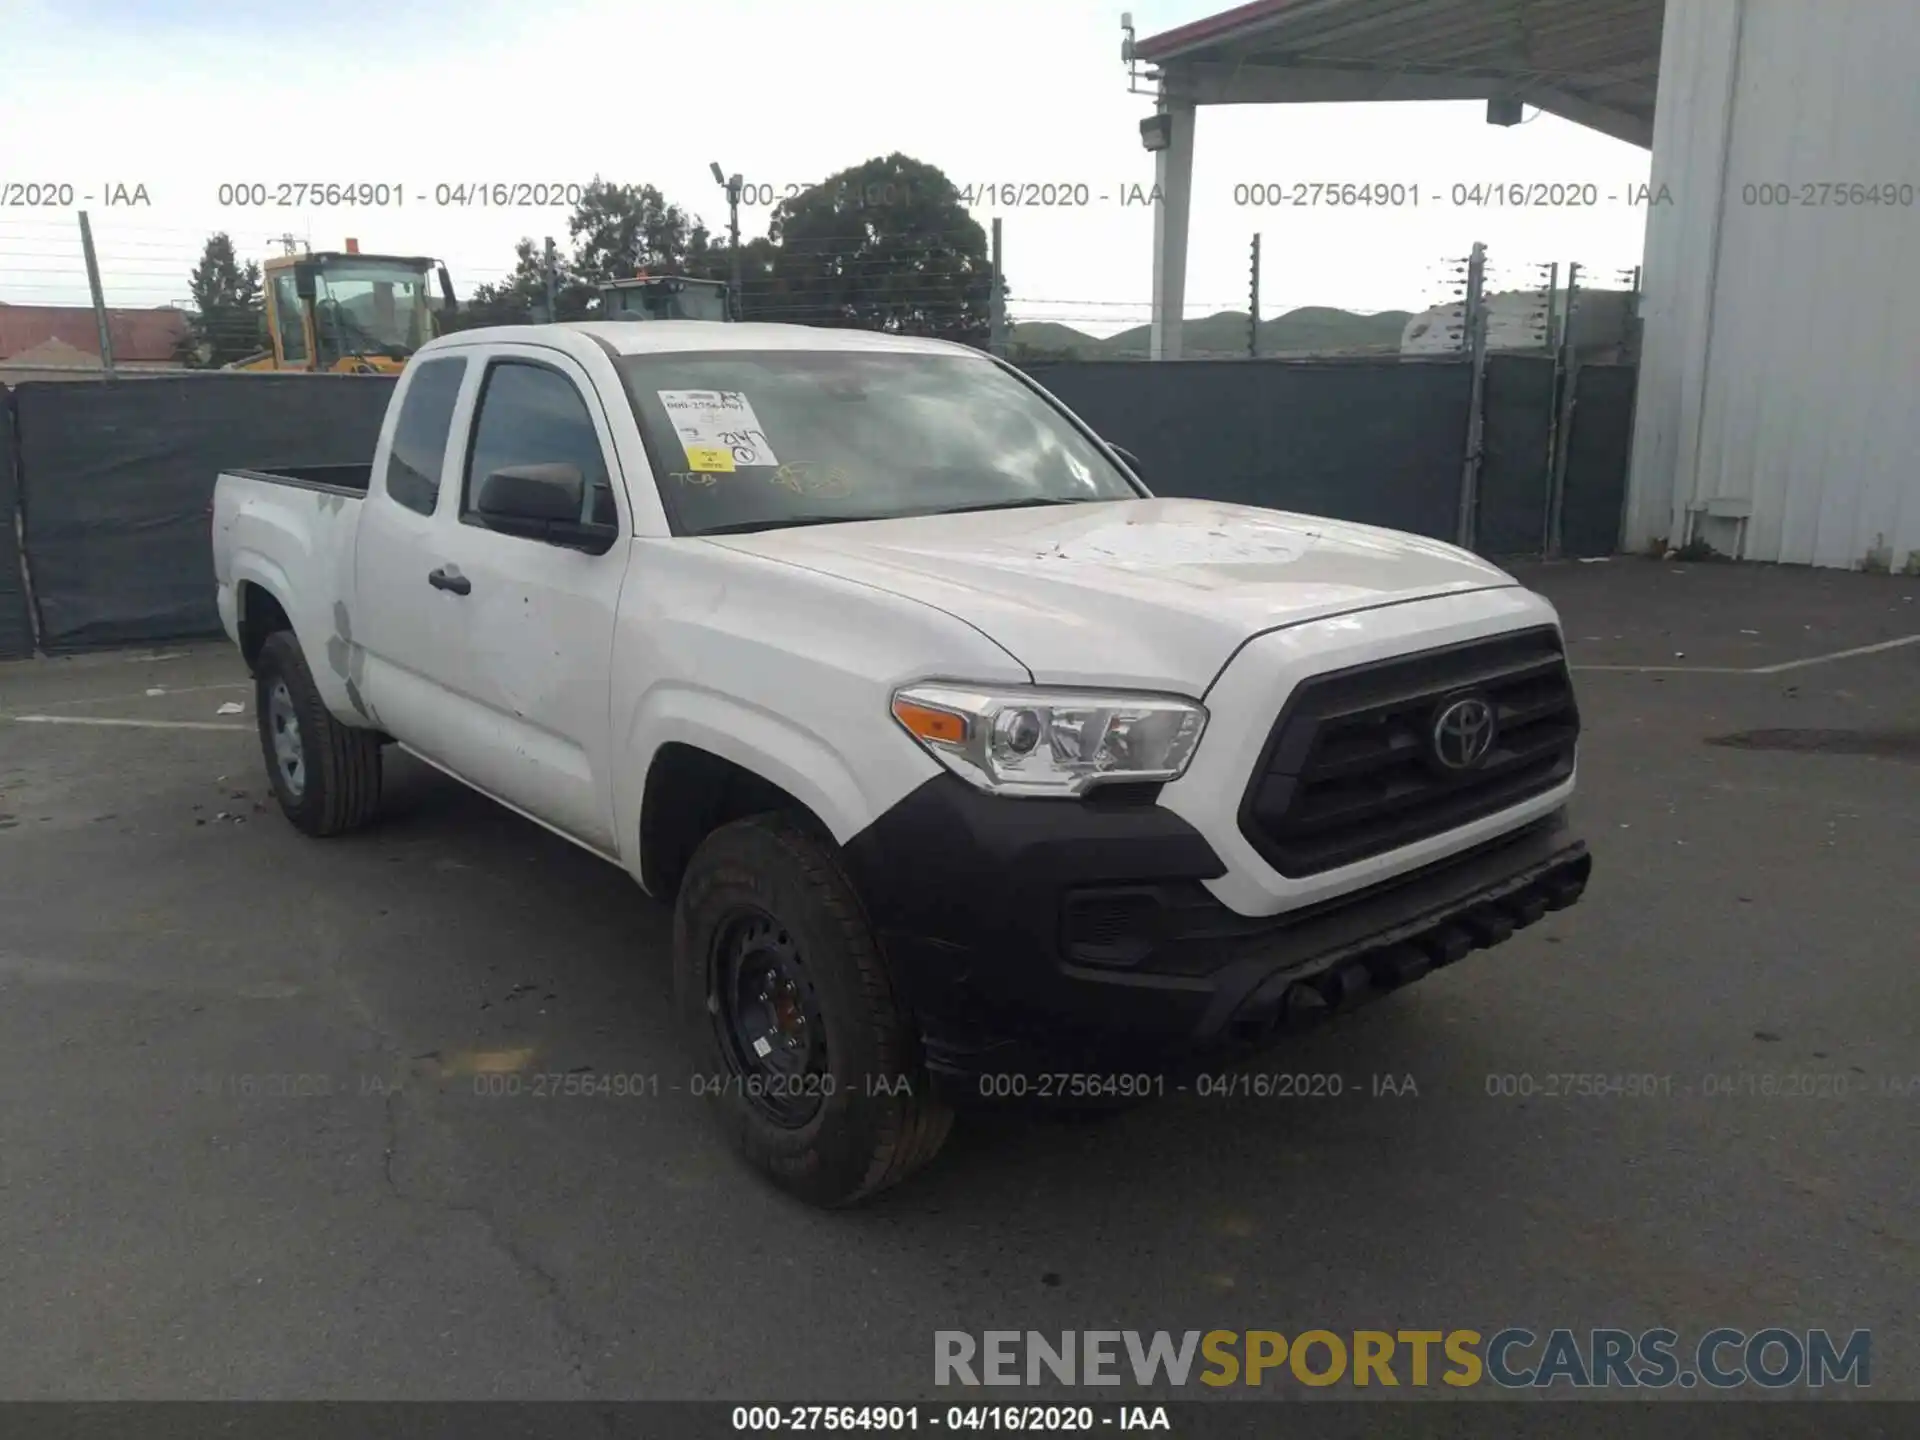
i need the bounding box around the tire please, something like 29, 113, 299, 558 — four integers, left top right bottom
254, 629, 383, 837
673, 813, 953, 1206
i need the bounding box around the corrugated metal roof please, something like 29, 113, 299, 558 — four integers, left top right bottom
1134, 0, 1301, 60
1136, 0, 1661, 143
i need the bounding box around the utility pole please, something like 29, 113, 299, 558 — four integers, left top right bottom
989, 217, 1007, 357
1248, 232, 1261, 358
77, 211, 116, 378
1454, 241, 1489, 550
542, 236, 558, 323
711, 162, 743, 319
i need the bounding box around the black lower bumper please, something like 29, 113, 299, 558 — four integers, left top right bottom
838, 775, 1590, 1088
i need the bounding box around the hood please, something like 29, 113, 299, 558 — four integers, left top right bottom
702, 497, 1516, 694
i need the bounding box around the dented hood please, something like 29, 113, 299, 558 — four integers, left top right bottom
703, 497, 1517, 694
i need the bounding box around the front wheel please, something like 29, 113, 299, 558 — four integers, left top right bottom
673, 814, 952, 1206
254, 630, 383, 837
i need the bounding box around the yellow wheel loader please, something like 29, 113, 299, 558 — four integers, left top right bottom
229, 242, 458, 374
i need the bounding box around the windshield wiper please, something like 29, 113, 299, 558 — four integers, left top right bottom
695, 514, 893, 535
695, 497, 1101, 536
910, 496, 1099, 518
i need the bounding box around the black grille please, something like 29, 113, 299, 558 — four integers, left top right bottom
1238, 626, 1579, 877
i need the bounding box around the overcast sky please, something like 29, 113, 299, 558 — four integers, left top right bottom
0, 0, 1653, 335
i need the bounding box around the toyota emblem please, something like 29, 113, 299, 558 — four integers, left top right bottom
1431, 695, 1497, 771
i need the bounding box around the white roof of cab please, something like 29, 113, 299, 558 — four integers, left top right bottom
427, 320, 988, 360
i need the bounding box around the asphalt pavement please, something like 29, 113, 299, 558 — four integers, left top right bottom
0, 557, 1914, 1402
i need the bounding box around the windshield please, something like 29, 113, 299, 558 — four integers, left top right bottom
606, 281, 731, 323
312, 260, 433, 361
616, 350, 1141, 536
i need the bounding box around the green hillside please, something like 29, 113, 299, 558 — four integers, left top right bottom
1009, 306, 1412, 360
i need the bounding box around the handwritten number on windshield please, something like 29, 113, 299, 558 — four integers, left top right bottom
719, 428, 768, 466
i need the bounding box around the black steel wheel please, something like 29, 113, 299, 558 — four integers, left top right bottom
673, 813, 953, 1206
710, 906, 830, 1127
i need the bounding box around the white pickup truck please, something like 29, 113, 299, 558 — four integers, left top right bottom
212, 320, 1591, 1206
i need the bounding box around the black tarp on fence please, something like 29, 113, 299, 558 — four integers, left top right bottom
3, 354, 1639, 655
1021, 358, 1476, 542
1475, 355, 1559, 559
15, 374, 396, 652
1560, 364, 1638, 558
0, 390, 34, 659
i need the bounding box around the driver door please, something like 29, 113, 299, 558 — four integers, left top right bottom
429, 347, 630, 854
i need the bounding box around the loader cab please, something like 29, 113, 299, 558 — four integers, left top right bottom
600, 276, 733, 323
255, 250, 457, 372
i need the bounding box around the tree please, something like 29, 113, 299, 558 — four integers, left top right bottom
462, 178, 733, 329
766, 154, 995, 345
687, 234, 787, 322
463, 237, 595, 328
568, 177, 718, 284
178, 233, 263, 367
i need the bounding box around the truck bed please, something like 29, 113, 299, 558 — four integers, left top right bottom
213, 466, 369, 707
226, 463, 373, 497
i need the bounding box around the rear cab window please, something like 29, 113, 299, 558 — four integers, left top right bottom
382, 356, 468, 515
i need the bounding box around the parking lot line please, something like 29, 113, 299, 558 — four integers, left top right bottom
4, 715, 250, 732
25, 681, 252, 711
1573, 633, 1920, 675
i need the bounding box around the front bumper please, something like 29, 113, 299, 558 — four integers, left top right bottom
838, 774, 1589, 1088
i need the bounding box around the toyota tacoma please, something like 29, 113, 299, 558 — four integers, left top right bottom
211, 320, 1591, 1206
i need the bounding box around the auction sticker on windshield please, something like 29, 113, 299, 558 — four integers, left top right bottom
659, 390, 780, 470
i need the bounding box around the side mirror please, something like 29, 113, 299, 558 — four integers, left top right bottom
474, 464, 617, 551
293, 262, 318, 301
477, 463, 582, 521
436, 263, 457, 311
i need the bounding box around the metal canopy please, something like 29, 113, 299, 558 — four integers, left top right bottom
1135, 0, 1662, 148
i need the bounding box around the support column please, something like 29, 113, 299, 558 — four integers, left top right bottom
1623, 0, 1745, 552
1149, 98, 1195, 362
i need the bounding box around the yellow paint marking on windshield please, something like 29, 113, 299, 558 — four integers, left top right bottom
770, 462, 853, 497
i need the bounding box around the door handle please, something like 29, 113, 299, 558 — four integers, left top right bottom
428, 567, 471, 595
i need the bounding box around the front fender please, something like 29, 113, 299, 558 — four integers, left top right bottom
614, 682, 942, 876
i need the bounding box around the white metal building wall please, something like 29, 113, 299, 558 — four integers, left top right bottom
1626, 0, 1920, 571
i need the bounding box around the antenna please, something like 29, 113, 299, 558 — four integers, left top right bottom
1122, 11, 1155, 94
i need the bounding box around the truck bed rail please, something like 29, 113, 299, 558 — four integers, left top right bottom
226, 464, 372, 498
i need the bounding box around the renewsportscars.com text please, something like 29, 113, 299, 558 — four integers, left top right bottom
934, 1328, 1870, 1390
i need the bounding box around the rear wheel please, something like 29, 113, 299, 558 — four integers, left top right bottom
254, 630, 383, 837
674, 814, 952, 1206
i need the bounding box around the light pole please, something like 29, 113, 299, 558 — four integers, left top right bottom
710, 161, 743, 319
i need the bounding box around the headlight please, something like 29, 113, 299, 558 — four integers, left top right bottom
890, 683, 1207, 797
